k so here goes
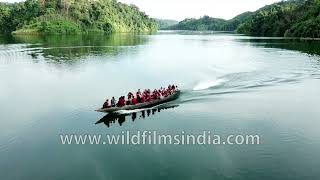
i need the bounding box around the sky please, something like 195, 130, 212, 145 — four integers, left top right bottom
1, 0, 282, 20
118, 0, 282, 20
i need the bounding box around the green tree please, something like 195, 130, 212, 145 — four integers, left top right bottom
1, 0, 158, 35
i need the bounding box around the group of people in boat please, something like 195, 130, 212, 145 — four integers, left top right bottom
102, 85, 178, 109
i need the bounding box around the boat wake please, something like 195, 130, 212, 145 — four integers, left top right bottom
116, 109, 148, 115
179, 67, 320, 106
192, 79, 226, 91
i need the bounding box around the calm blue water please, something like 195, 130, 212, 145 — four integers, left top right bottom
0, 31, 320, 180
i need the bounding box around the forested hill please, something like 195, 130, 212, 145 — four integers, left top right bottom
167, 0, 320, 38
0, 0, 158, 35
236, 0, 320, 38
166, 16, 228, 31
165, 13, 253, 31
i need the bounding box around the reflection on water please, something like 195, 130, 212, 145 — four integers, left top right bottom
96, 104, 179, 127
0, 33, 149, 62
1, 31, 320, 180
237, 38, 320, 56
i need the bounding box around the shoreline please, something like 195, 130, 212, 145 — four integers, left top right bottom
1, 30, 320, 41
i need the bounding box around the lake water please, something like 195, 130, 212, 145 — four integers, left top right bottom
1, 31, 320, 180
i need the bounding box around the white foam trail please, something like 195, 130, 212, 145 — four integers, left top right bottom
193, 79, 226, 91
116, 105, 160, 114
116, 109, 147, 114
115, 103, 175, 114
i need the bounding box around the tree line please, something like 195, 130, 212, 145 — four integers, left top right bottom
164, 13, 253, 31
167, 0, 320, 38
0, 0, 158, 35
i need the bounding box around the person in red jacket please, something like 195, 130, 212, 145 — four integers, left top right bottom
128, 92, 133, 99
132, 97, 137, 105
117, 96, 126, 107
141, 96, 145, 103
121, 96, 126, 106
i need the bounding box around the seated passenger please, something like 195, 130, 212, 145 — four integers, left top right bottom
126, 99, 131, 105
159, 93, 164, 99
137, 94, 141, 103
136, 89, 141, 97
128, 95, 134, 105
121, 96, 126, 106
117, 97, 121, 107
117, 96, 126, 107
146, 94, 151, 102
111, 97, 116, 107
102, 99, 110, 109
128, 92, 133, 99
132, 97, 137, 105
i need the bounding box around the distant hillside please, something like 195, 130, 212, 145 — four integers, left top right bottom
165, 12, 253, 31
236, 0, 320, 38
166, 16, 227, 31
0, 0, 158, 35
223, 11, 254, 31
156, 19, 178, 29
166, 0, 320, 38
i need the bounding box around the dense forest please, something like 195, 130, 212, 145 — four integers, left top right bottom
167, 0, 320, 38
166, 13, 253, 31
1, 0, 320, 37
0, 0, 158, 35
237, 0, 320, 38
166, 16, 227, 31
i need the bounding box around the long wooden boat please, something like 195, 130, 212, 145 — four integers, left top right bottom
95, 90, 181, 113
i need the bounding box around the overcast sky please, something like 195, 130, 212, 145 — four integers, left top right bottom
1, 0, 282, 20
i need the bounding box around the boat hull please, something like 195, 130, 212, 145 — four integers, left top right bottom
95, 90, 180, 113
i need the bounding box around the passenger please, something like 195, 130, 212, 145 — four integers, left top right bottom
167, 88, 172, 95
127, 94, 133, 105
117, 96, 125, 107
111, 97, 116, 107
159, 93, 164, 99
132, 97, 137, 105
126, 98, 131, 105
128, 92, 133, 99
141, 96, 145, 103
151, 92, 156, 100
158, 90, 162, 99
164, 90, 168, 97
121, 96, 126, 106
145, 94, 150, 102
102, 99, 110, 109
137, 94, 141, 103
137, 89, 141, 97
117, 97, 121, 107
143, 89, 148, 98
151, 89, 156, 99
